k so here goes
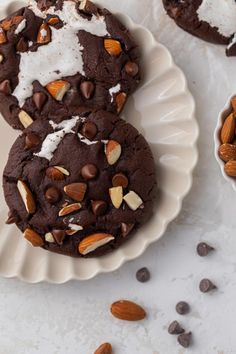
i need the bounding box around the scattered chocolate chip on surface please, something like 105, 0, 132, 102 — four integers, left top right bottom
168, 320, 185, 335
176, 301, 190, 315
199, 279, 217, 293
197, 242, 215, 257
136, 267, 151, 283
177, 332, 192, 348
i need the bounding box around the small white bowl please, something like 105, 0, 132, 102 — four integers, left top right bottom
214, 95, 236, 191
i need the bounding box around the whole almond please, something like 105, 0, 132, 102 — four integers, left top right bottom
24, 228, 44, 247
221, 113, 236, 144
111, 300, 146, 321
225, 160, 236, 177
219, 143, 236, 162
94, 343, 112, 354
79, 233, 114, 255
64, 183, 87, 202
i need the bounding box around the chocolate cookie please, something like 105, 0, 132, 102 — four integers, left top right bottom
0, 0, 140, 130
3, 109, 156, 258
163, 0, 236, 56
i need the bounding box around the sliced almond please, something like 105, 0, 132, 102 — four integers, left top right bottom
64, 183, 87, 202
221, 113, 235, 144
116, 92, 127, 113
46, 166, 64, 180
224, 160, 236, 177
47, 16, 60, 25
104, 39, 122, 56
37, 22, 51, 44
17, 180, 36, 214
94, 343, 112, 354
45, 232, 55, 243
105, 140, 121, 165
46, 80, 70, 101
110, 300, 146, 321
219, 143, 236, 162
24, 228, 44, 247
54, 166, 70, 176
79, 233, 114, 255
0, 54, 4, 63
18, 110, 33, 128
123, 191, 143, 211
66, 229, 78, 235
109, 186, 123, 209
59, 203, 81, 217
1, 16, 24, 31
0, 28, 7, 44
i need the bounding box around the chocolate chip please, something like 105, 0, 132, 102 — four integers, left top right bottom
16, 37, 28, 52
0, 80, 11, 95
177, 332, 192, 348
121, 223, 134, 237
91, 200, 107, 216
199, 279, 217, 293
81, 121, 97, 140
80, 81, 95, 99
125, 61, 139, 77
33, 92, 47, 111
45, 186, 61, 204
25, 132, 41, 149
136, 267, 150, 283
112, 173, 129, 188
197, 242, 214, 257
81, 164, 98, 180
52, 230, 66, 245
6, 210, 18, 224
176, 301, 190, 315
78, 0, 98, 15
168, 321, 185, 335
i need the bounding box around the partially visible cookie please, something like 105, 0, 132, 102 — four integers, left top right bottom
163, 0, 236, 49
0, 0, 140, 129
3, 109, 156, 258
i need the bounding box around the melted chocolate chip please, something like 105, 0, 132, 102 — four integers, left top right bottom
16, 37, 28, 53
81, 121, 97, 140
52, 230, 66, 245
0, 80, 11, 95
112, 173, 128, 188
81, 164, 98, 180
121, 223, 134, 237
125, 61, 139, 77
45, 186, 61, 204
91, 200, 107, 216
80, 81, 95, 99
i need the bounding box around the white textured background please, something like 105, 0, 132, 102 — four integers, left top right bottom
1, 0, 236, 353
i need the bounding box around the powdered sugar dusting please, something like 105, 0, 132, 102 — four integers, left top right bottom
13, 0, 109, 107
197, 0, 236, 38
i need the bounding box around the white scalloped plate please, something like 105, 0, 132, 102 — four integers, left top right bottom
0, 1, 198, 283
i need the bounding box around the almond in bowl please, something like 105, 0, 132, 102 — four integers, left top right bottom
215, 96, 236, 190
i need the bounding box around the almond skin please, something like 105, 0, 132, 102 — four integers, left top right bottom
110, 300, 146, 321
64, 183, 87, 202
46, 80, 70, 101
231, 97, 236, 113
24, 228, 44, 247
104, 39, 122, 56
94, 343, 112, 354
37, 22, 51, 44
116, 92, 127, 114
59, 203, 81, 217
219, 143, 236, 162
1, 16, 24, 31
225, 160, 236, 177
221, 113, 236, 144
46, 167, 65, 181
0, 28, 7, 44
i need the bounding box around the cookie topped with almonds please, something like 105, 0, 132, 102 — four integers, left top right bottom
3, 109, 156, 257
0, 0, 140, 129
